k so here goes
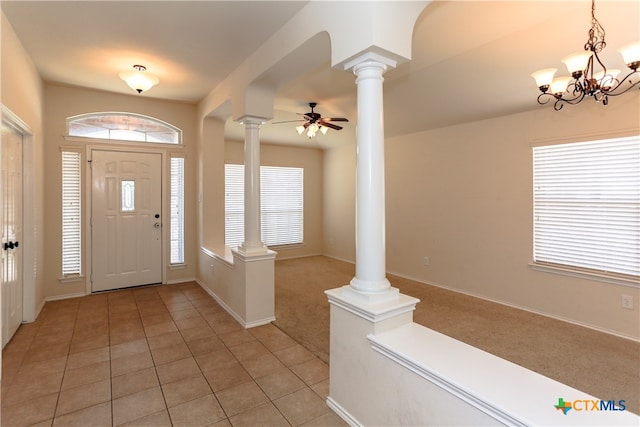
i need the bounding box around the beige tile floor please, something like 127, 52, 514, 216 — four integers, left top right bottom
1, 282, 347, 427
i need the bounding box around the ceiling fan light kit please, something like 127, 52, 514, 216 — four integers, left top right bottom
119, 64, 159, 94
274, 102, 348, 139
532, 0, 640, 110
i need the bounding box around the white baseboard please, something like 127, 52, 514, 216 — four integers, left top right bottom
194, 278, 248, 328
274, 252, 324, 261
323, 254, 355, 265
166, 277, 197, 285
23, 297, 47, 324
245, 317, 276, 328
326, 397, 360, 427
45, 292, 87, 302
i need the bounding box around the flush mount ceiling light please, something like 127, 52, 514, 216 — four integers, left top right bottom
119, 65, 159, 94
531, 0, 640, 110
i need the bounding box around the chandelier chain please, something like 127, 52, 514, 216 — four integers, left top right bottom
586, 0, 606, 53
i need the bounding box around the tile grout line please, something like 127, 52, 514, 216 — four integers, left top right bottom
2, 284, 336, 427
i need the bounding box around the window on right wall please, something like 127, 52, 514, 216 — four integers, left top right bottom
532, 135, 640, 282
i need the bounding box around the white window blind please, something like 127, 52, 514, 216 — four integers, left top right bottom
261, 166, 304, 246
170, 157, 185, 264
533, 136, 640, 278
62, 151, 82, 276
225, 164, 304, 248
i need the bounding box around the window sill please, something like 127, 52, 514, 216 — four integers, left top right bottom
169, 263, 187, 270
528, 262, 639, 288
59, 275, 85, 284
268, 243, 304, 250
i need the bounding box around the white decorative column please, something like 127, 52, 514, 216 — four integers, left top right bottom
228, 116, 276, 328
238, 117, 268, 255
326, 51, 420, 425
344, 52, 399, 301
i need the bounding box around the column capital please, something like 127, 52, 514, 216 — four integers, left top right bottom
237, 116, 268, 126
343, 50, 398, 73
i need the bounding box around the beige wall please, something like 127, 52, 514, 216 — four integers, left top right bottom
199, 117, 226, 250
324, 92, 640, 340
322, 144, 355, 262
43, 84, 198, 298
224, 140, 324, 259
1, 12, 46, 320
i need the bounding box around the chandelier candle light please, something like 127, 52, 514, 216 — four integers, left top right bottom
532, 0, 640, 110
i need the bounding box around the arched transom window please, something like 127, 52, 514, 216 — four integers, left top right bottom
67, 112, 181, 144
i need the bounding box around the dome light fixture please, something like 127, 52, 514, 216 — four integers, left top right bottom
119, 65, 159, 94
532, 0, 640, 110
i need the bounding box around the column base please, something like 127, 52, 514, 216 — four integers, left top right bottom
341, 283, 398, 306
236, 243, 270, 257
349, 277, 392, 295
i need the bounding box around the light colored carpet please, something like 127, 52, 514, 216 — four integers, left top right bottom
273, 255, 640, 415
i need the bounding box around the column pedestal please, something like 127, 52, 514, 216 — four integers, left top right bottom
231, 248, 277, 327
325, 287, 419, 425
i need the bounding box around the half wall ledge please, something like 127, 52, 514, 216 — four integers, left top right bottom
325, 286, 639, 426
198, 246, 276, 328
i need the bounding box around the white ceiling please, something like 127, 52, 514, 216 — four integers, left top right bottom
3, 1, 639, 150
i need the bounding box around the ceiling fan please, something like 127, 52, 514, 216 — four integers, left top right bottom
272, 102, 349, 138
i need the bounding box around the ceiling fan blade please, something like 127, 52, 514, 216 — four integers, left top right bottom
319, 120, 342, 131
323, 117, 349, 122
271, 119, 304, 125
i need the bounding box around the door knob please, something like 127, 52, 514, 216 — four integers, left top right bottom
154, 223, 161, 228
3, 241, 15, 250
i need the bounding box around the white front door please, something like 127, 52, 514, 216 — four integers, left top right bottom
91, 150, 162, 292
1, 122, 24, 347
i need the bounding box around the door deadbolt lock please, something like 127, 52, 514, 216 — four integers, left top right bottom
3, 241, 18, 250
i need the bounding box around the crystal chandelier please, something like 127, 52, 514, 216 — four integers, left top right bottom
531, 0, 640, 110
